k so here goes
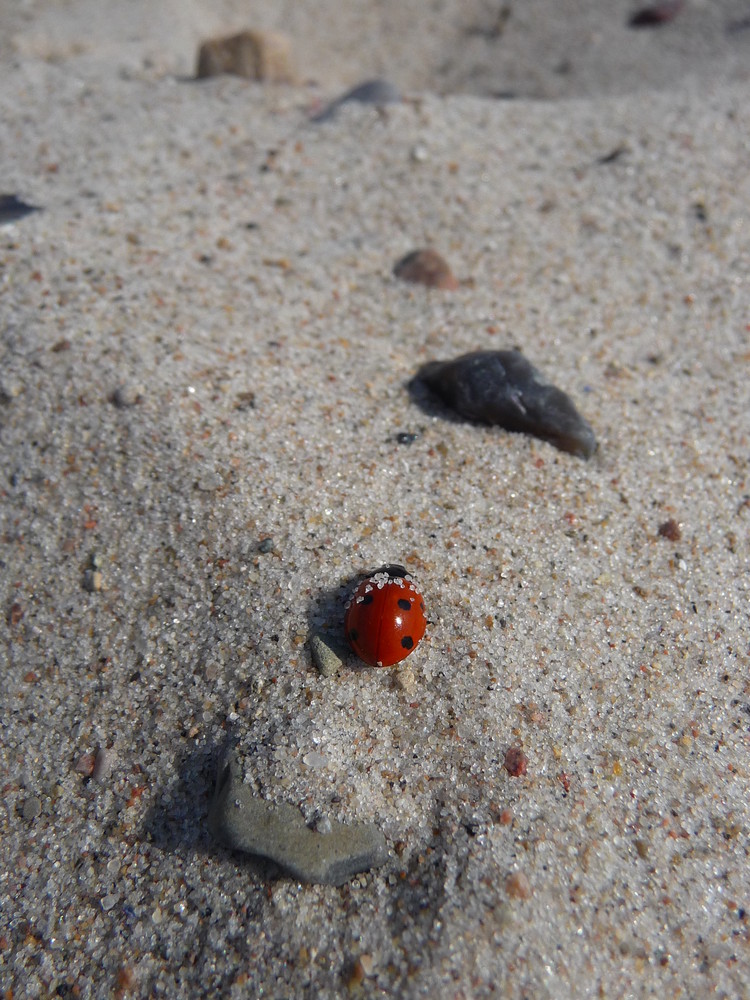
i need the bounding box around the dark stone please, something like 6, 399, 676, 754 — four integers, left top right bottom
413, 349, 597, 459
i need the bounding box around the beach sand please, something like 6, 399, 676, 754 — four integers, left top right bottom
1, 1, 749, 996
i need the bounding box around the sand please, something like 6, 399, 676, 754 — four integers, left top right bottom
1, 1, 749, 996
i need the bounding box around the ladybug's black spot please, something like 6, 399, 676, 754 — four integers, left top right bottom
361, 594, 374, 606
420, 601, 425, 612
349, 629, 358, 642
401, 636, 414, 650
397, 598, 411, 611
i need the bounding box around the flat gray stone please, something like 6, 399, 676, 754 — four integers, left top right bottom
209, 754, 389, 886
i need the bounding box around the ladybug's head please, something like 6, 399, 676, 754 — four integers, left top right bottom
374, 563, 409, 580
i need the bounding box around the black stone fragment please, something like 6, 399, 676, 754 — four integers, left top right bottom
414, 349, 597, 459
0, 194, 40, 224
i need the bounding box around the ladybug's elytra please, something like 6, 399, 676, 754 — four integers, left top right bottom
344, 564, 427, 668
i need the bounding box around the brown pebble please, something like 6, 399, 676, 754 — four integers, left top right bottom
393, 248, 458, 291
196, 30, 296, 83
75, 753, 96, 777
505, 871, 532, 900
347, 958, 366, 989
115, 965, 136, 994
657, 518, 681, 541
635, 838, 649, 859
504, 746, 528, 777
8, 602, 23, 626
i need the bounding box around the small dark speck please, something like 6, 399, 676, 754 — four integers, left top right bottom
693, 201, 708, 222
198, 254, 213, 265
258, 537, 275, 554
245, 222, 259, 230
234, 391, 256, 411
395, 432, 419, 445
597, 145, 628, 165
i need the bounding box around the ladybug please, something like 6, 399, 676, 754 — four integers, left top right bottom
344, 564, 427, 667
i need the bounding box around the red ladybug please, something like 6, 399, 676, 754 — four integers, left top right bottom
344, 564, 427, 667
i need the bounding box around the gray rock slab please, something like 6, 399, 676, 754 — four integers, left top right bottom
209, 754, 389, 885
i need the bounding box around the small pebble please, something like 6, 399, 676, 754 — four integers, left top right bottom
111, 384, 142, 408
258, 537, 275, 554
395, 663, 417, 694
657, 518, 681, 541
115, 966, 136, 992
82, 569, 104, 592
311, 79, 401, 123
308, 811, 333, 835
234, 391, 256, 411
302, 750, 329, 769
414, 349, 597, 459
393, 249, 458, 291
629, 1, 684, 27
347, 958, 366, 989
92, 746, 114, 783
75, 753, 97, 777
101, 893, 119, 912
196, 30, 296, 82
505, 871, 532, 900
504, 746, 528, 777
395, 431, 419, 445
310, 632, 345, 677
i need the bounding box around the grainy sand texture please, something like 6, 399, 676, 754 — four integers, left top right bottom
1, 1, 749, 997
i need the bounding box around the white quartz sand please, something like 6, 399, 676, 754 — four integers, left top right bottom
1, 1, 748, 996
